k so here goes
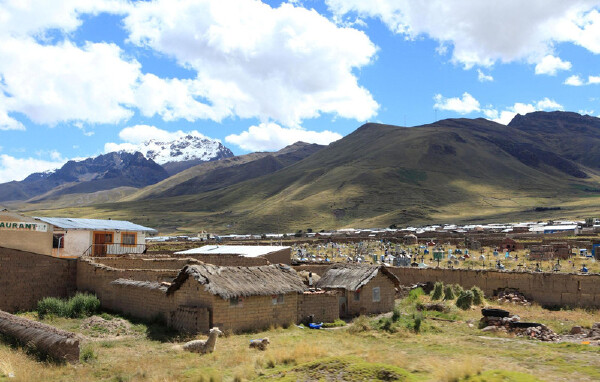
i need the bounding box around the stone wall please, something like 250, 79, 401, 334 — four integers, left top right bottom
293, 264, 600, 308
0, 247, 76, 312
297, 292, 339, 323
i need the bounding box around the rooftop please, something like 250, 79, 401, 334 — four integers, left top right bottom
174, 245, 290, 257
35, 217, 157, 233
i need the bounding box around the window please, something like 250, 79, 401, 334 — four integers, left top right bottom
122, 232, 136, 246
53, 234, 64, 249
372, 287, 381, 302
354, 290, 361, 301
230, 297, 242, 307
272, 294, 284, 305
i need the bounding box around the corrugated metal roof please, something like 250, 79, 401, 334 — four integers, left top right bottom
175, 245, 290, 257
35, 217, 157, 232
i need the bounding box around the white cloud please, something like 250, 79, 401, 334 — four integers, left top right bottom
225, 123, 342, 152
0, 39, 139, 126
489, 98, 564, 125
326, 0, 600, 70
565, 75, 585, 86
579, 109, 595, 115
477, 69, 493, 82
124, 0, 379, 126
433, 92, 480, 114
588, 75, 600, 84
0, 154, 65, 183
534, 55, 572, 75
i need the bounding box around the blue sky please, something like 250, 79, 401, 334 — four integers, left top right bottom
2, 0, 600, 182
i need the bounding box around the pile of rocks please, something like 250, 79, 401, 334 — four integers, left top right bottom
563, 323, 600, 344
480, 308, 558, 342
496, 289, 531, 306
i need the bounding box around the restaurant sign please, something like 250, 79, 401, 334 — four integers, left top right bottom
0, 221, 48, 232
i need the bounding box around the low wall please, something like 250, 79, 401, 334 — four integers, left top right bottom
297, 292, 338, 323
91, 257, 201, 270
0, 247, 77, 312
76, 259, 178, 309
293, 264, 600, 308
0, 310, 79, 362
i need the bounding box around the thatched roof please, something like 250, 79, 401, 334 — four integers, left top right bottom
166, 264, 307, 299
315, 264, 400, 291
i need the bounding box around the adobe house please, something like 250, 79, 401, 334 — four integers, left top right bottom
175, 245, 292, 265
165, 264, 307, 332
499, 237, 523, 252
316, 264, 400, 318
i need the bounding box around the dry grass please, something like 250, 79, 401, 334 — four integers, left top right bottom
0, 302, 598, 381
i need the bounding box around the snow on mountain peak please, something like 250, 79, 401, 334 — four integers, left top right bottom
107, 132, 234, 165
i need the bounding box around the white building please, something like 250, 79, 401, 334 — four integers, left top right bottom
36, 217, 157, 258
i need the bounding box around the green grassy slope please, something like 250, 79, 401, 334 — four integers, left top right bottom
19, 114, 600, 233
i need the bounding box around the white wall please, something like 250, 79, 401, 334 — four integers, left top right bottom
60, 230, 92, 258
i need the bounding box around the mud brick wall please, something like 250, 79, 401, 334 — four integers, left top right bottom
297, 292, 339, 323
91, 257, 200, 270
0, 247, 76, 312
76, 259, 178, 307
262, 248, 292, 265
388, 267, 600, 308
295, 264, 600, 308
106, 281, 173, 321
211, 294, 299, 333
168, 305, 210, 334
346, 273, 396, 316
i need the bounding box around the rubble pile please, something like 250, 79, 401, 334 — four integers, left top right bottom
495, 289, 531, 306
562, 323, 600, 345
480, 308, 559, 342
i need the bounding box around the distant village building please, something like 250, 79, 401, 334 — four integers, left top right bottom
530, 225, 579, 235
316, 264, 399, 317
0, 210, 156, 258
403, 234, 418, 245
499, 237, 523, 252
529, 242, 572, 261
175, 245, 291, 265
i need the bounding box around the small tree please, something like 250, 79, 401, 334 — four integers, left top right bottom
431, 282, 444, 300
452, 284, 464, 295
456, 290, 474, 310
471, 286, 485, 305
443, 285, 455, 300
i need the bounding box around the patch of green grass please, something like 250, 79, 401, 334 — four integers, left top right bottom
463, 369, 543, 381
322, 319, 346, 328
37, 293, 100, 319
257, 356, 416, 381
80, 345, 97, 363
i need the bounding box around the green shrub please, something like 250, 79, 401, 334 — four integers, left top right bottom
37, 293, 100, 319
322, 319, 346, 328
80, 345, 97, 363
347, 316, 371, 334
471, 286, 485, 305
391, 305, 402, 322
37, 297, 67, 319
413, 314, 423, 334
452, 284, 464, 295
456, 290, 474, 310
431, 282, 444, 300
443, 285, 455, 300
66, 293, 100, 318
407, 287, 424, 302
378, 317, 396, 333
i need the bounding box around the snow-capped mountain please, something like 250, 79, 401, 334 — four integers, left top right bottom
117, 134, 234, 165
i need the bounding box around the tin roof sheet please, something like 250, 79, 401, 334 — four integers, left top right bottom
35, 217, 156, 232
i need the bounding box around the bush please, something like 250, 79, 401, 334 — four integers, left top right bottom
456, 290, 474, 310
378, 317, 396, 333
471, 286, 485, 305
431, 282, 444, 300
347, 316, 371, 334
391, 305, 402, 322
37, 293, 100, 319
452, 284, 464, 295
66, 293, 100, 318
407, 287, 424, 302
80, 345, 97, 363
413, 314, 423, 334
322, 319, 346, 328
37, 297, 67, 319
443, 285, 455, 300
